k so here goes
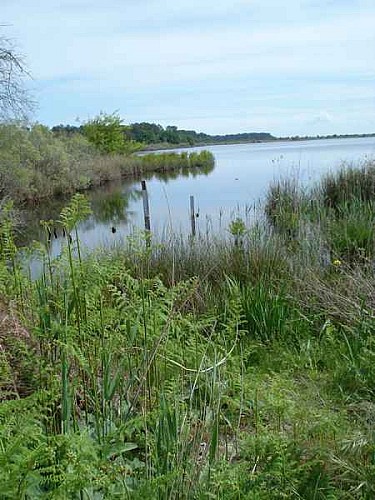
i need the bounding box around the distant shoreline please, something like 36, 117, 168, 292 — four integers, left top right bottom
141, 133, 375, 152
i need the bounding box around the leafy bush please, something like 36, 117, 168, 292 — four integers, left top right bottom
82, 111, 141, 155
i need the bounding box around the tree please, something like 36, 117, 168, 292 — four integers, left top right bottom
82, 112, 141, 154
0, 33, 32, 121
127, 122, 164, 144
163, 125, 180, 144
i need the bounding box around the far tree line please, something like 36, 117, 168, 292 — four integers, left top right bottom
52, 120, 375, 149
52, 120, 277, 148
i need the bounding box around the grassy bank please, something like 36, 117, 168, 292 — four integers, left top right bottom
0, 123, 214, 204
1, 161, 375, 497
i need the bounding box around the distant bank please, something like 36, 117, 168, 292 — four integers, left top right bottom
141, 132, 375, 152
51, 122, 375, 152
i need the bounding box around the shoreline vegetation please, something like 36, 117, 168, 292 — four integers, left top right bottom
1, 116, 371, 208
141, 132, 375, 152
52, 120, 375, 152
0, 122, 215, 205
141, 132, 375, 151
1, 160, 375, 496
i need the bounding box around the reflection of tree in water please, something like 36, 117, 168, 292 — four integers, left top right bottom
88, 164, 214, 222
89, 186, 142, 225
148, 162, 215, 183
16, 197, 70, 247
16, 161, 215, 246
17, 182, 142, 245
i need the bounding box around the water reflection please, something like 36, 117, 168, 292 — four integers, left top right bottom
16, 198, 68, 247
78, 183, 143, 236
17, 161, 215, 249
17, 138, 375, 255
145, 163, 215, 183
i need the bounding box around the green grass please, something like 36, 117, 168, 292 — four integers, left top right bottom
1, 161, 375, 497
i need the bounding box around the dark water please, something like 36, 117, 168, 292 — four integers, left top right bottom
19, 137, 375, 255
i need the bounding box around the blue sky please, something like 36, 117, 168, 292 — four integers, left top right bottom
2, 0, 375, 136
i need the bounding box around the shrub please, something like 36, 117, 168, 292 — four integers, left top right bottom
82, 112, 141, 154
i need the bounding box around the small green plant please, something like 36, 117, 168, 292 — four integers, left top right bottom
228, 217, 247, 246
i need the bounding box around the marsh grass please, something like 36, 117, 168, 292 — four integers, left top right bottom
266, 159, 375, 264
1, 161, 375, 497
319, 160, 375, 209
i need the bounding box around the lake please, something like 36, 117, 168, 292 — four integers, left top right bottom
20, 137, 375, 255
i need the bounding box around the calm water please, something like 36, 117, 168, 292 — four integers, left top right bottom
21, 137, 375, 255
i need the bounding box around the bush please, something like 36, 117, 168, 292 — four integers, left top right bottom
0, 123, 95, 201
82, 112, 141, 154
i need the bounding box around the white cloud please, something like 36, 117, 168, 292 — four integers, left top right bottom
311, 111, 333, 123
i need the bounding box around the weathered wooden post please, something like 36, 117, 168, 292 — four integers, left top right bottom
141, 180, 151, 232
190, 195, 196, 237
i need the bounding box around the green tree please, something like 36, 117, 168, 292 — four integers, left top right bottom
82, 112, 140, 155
163, 125, 180, 144
127, 122, 163, 143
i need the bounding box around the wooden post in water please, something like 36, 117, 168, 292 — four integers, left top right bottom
141, 180, 151, 232
190, 195, 196, 237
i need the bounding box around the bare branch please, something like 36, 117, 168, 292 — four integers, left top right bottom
0, 33, 34, 121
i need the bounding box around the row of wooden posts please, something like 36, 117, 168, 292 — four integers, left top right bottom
141, 180, 197, 237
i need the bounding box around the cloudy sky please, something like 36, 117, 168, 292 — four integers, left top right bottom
2, 0, 375, 136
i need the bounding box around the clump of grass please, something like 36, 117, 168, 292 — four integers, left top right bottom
265, 159, 375, 264
264, 178, 310, 239
325, 200, 375, 261
319, 160, 375, 210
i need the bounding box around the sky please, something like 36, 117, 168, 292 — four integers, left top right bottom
2, 0, 375, 136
